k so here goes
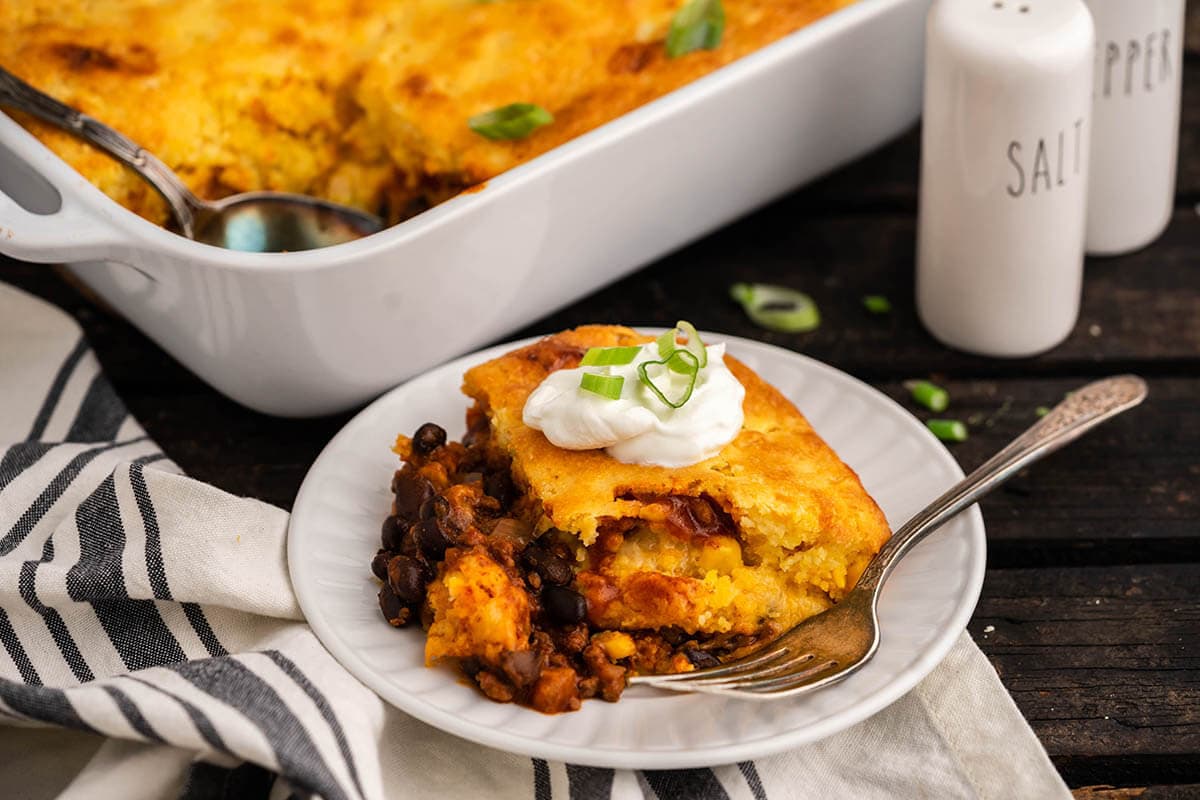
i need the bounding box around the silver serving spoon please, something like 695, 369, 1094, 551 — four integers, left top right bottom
0, 66, 383, 252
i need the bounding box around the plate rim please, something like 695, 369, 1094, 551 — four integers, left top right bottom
288, 332, 987, 768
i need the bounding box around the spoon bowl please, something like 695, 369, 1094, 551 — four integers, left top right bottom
195, 192, 384, 252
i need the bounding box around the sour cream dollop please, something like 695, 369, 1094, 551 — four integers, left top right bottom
522, 342, 745, 468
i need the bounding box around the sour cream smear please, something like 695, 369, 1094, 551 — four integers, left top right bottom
522, 342, 745, 468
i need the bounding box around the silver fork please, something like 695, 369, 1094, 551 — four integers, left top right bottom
631, 375, 1148, 699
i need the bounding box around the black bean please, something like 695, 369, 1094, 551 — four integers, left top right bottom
370, 549, 389, 581
381, 515, 405, 550
522, 543, 573, 587
392, 472, 434, 520
484, 471, 517, 507
419, 494, 448, 521
543, 585, 587, 624
378, 584, 411, 626
416, 518, 455, 559
684, 649, 721, 669
387, 555, 428, 603
412, 423, 447, 455
660, 628, 687, 646
398, 524, 423, 558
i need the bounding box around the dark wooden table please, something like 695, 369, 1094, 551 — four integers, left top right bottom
4, 13, 1198, 798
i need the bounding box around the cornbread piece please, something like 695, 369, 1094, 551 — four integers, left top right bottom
1, 0, 855, 226
424, 549, 531, 665
462, 325, 891, 637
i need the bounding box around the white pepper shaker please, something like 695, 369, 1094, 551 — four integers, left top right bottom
1084, 0, 1186, 255
916, 0, 1095, 357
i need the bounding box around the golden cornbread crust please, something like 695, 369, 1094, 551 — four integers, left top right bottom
463, 326, 892, 636
1, 0, 855, 226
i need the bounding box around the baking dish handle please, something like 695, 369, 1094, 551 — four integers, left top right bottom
0, 115, 129, 264
0, 178, 129, 265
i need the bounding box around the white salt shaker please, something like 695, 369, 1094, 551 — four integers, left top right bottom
916, 0, 1095, 357
1084, 0, 1186, 255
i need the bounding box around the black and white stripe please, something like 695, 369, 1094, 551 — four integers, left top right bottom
24, 336, 89, 443
0, 282, 783, 800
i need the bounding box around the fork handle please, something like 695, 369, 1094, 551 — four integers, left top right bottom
855, 375, 1148, 594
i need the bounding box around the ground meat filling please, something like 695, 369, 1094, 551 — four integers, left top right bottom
372, 420, 767, 713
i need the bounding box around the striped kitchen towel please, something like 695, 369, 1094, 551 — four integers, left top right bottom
0, 281, 1071, 800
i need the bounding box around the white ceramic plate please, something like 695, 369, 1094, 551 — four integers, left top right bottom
288, 333, 986, 768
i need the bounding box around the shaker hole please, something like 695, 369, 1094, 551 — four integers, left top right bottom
993, 1, 1003, 8
1019, 4, 1030, 12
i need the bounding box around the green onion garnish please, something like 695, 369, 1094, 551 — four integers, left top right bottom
656, 329, 677, 360
666, 0, 725, 58
863, 295, 891, 314
1035, 406, 1050, 417
638, 350, 700, 409
926, 419, 968, 442
675, 320, 707, 368
729, 282, 820, 333
580, 346, 641, 367
580, 373, 625, 400
468, 103, 553, 140
657, 321, 707, 371
905, 380, 949, 413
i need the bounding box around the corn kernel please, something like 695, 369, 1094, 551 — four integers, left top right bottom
696, 535, 742, 574
592, 631, 636, 661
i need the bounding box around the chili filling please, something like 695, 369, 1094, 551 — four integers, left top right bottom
371, 419, 771, 713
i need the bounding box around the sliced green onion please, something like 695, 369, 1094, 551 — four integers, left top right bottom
729, 282, 820, 333
656, 321, 707, 371
1035, 406, 1051, 417
675, 320, 707, 368
638, 350, 699, 409
468, 103, 553, 140
666, 0, 725, 58
905, 380, 949, 413
666, 350, 698, 375
729, 283, 754, 307
656, 329, 678, 360
580, 373, 624, 399
580, 346, 641, 367
926, 419, 968, 443
863, 295, 891, 314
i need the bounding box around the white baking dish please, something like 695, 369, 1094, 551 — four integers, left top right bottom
0, 0, 928, 417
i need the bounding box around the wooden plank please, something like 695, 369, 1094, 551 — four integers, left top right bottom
873, 377, 1200, 559
975, 565, 1200, 785
518, 206, 1200, 378
1073, 787, 1200, 800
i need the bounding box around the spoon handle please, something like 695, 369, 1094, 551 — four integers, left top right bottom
0, 66, 199, 236
856, 375, 1148, 593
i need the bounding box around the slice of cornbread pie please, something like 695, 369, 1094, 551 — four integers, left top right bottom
371, 324, 890, 712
